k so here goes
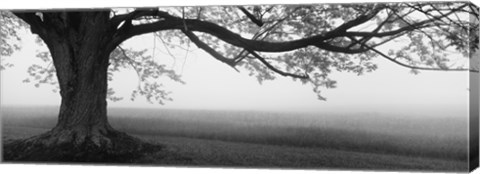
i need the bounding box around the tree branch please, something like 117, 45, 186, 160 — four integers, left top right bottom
353, 39, 476, 72
12, 12, 51, 41
237, 6, 264, 27
111, 4, 473, 73
346, 3, 467, 39
327, 4, 385, 35
123, 16, 373, 54
117, 46, 143, 87
181, 27, 309, 79
181, 29, 238, 70
247, 50, 309, 79
110, 8, 165, 27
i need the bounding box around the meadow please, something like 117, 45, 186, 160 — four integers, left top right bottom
1, 106, 469, 171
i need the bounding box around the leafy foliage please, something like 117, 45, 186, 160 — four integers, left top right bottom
109, 47, 185, 104
1, 2, 478, 102
0, 11, 25, 70
21, 45, 185, 104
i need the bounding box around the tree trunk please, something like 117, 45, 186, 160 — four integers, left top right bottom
48, 27, 114, 148
3, 12, 161, 162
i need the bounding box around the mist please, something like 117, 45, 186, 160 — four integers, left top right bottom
2, 105, 468, 162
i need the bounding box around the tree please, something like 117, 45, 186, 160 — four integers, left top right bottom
1, 2, 478, 162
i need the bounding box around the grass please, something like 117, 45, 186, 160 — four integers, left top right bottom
1, 106, 469, 171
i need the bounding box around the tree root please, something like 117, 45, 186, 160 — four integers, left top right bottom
3, 128, 164, 163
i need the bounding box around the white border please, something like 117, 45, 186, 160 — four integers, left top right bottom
1, 0, 474, 9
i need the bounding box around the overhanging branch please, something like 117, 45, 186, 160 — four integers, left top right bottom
125, 17, 373, 54
110, 5, 474, 73
118, 6, 454, 55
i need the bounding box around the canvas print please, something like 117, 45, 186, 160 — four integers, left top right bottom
0, 1, 478, 173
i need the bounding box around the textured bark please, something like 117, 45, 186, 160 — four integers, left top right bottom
4, 12, 162, 162
42, 11, 116, 148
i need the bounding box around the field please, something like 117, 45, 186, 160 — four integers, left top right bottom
1, 106, 469, 171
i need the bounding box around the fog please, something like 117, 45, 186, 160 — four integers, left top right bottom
0, 30, 470, 118
1, 105, 468, 161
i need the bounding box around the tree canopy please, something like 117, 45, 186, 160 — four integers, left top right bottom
1, 2, 478, 103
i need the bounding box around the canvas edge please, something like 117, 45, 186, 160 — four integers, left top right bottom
469, 2, 480, 172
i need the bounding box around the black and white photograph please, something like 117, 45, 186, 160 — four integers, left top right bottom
0, 0, 479, 173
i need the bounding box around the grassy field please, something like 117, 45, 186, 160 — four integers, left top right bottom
1, 106, 469, 171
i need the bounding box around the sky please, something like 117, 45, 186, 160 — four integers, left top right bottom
0, 6, 472, 117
